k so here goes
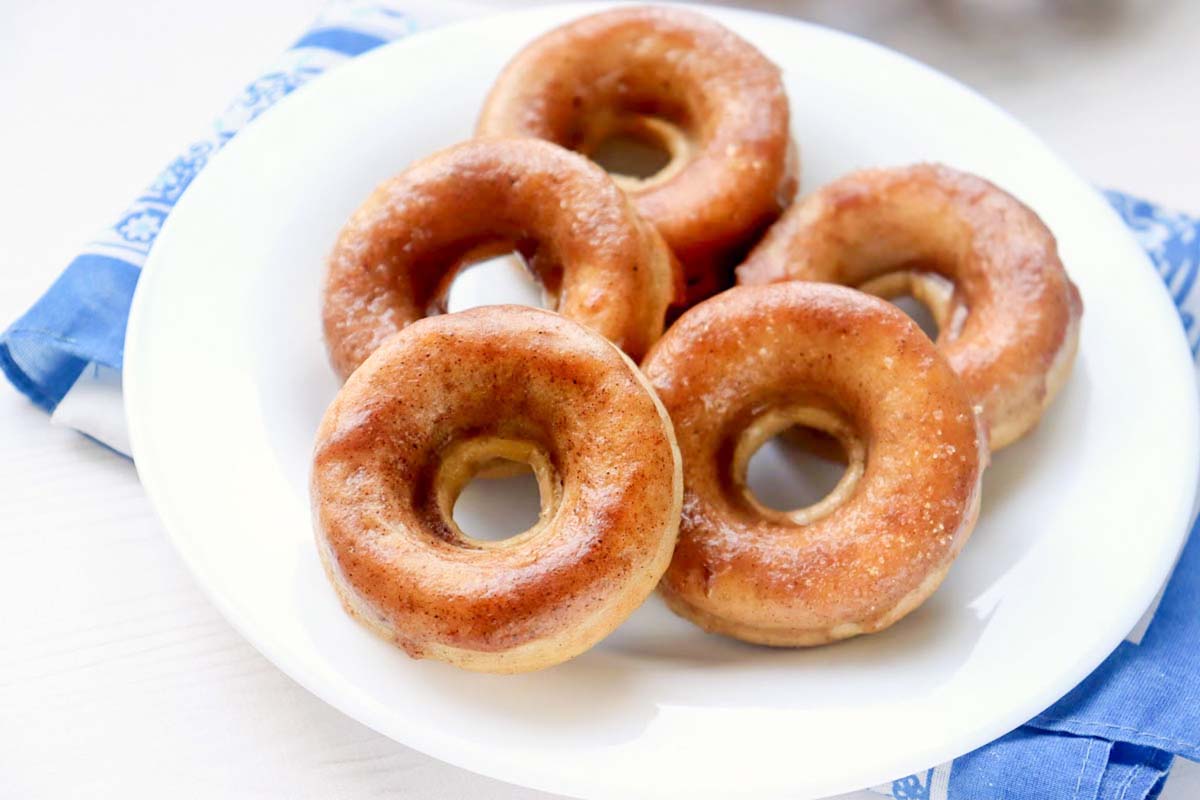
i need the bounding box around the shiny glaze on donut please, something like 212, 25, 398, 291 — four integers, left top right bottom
642, 283, 987, 646
737, 164, 1082, 449
477, 6, 797, 307
312, 306, 682, 673
323, 138, 676, 379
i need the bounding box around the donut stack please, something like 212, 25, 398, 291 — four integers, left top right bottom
311, 6, 1082, 673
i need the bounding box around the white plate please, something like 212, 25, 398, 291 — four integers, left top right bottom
123, 4, 1200, 798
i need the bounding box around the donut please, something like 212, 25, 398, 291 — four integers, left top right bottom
477, 6, 797, 307
322, 137, 677, 379
641, 283, 987, 646
737, 164, 1082, 449
312, 306, 682, 673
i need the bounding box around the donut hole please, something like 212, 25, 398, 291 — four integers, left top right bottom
584, 114, 689, 186
436, 437, 562, 547
452, 459, 544, 543
745, 427, 850, 514
444, 248, 552, 314
590, 130, 674, 180
735, 407, 866, 526
890, 294, 941, 340
857, 270, 962, 343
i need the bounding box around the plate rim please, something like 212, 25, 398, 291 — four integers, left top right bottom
123, 3, 1200, 797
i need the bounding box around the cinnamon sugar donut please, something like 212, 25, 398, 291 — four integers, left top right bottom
323, 138, 676, 379
312, 306, 682, 673
737, 164, 1082, 449
477, 6, 797, 307
641, 283, 987, 646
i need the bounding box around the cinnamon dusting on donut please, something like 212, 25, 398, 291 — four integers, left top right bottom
323, 138, 677, 380
643, 283, 987, 646
312, 307, 682, 672
478, 6, 797, 307
738, 164, 1082, 449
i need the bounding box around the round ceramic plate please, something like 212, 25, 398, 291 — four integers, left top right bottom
124, 4, 1199, 798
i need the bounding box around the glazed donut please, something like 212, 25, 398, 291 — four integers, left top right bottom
312, 306, 682, 673
322, 137, 676, 379
642, 283, 987, 646
477, 5, 797, 307
737, 164, 1082, 449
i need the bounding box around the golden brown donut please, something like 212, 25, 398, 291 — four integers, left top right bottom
642, 283, 987, 646
477, 5, 797, 307
322, 137, 676, 379
311, 306, 682, 673
737, 164, 1082, 449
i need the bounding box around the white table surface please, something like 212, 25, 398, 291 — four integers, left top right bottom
1, 1, 1197, 797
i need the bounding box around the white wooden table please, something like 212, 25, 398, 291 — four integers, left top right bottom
2, 1, 1197, 797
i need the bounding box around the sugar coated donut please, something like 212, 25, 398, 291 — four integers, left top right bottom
322, 137, 677, 379
312, 306, 683, 673
642, 283, 987, 646
477, 5, 797, 307
737, 164, 1082, 449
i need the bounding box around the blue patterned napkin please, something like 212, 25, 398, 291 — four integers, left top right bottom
3, 3, 1198, 798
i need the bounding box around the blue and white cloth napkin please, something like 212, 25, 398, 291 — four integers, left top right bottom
3, 3, 1198, 798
